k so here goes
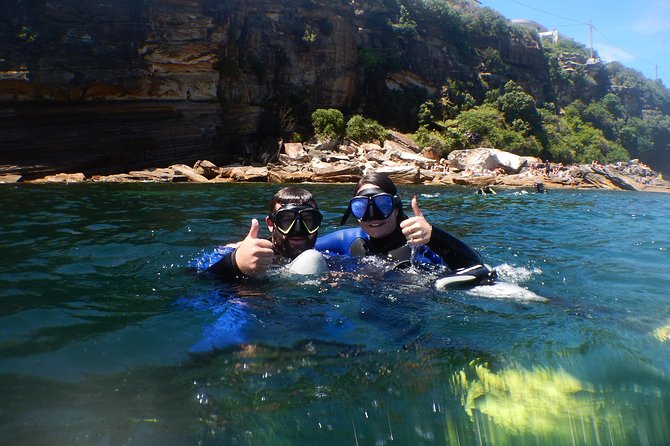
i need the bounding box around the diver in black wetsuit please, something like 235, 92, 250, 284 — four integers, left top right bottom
316, 173, 493, 280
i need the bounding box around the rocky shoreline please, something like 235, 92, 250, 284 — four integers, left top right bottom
3, 132, 669, 193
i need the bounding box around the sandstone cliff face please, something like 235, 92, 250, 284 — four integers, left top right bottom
0, 0, 548, 179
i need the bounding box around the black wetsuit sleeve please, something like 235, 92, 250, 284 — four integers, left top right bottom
427, 225, 484, 270
207, 248, 244, 277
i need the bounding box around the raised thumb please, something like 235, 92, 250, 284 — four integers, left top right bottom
411, 195, 423, 217
246, 218, 260, 239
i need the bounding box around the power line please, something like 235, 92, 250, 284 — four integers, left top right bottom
592, 25, 657, 70
489, 0, 664, 82
502, 0, 588, 25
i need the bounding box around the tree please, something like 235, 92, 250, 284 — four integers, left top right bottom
346, 115, 387, 143
311, 109, 345, 140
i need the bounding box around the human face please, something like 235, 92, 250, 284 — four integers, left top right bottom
267, 203, 321, 259
354, 184, 398, 239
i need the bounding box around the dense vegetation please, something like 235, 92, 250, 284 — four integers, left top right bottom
310, 0, 670, 173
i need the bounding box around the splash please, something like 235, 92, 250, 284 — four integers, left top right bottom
467, 282, 548, 302
466, 263, 548, 302
494, 263, 542, 283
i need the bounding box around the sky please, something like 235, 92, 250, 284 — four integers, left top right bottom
482, 0, 670, 87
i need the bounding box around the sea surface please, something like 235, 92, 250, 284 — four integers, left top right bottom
1, 182, 670, 445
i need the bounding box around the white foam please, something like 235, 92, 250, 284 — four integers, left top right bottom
494, 263, 542, 283
450, 264, 548, 302
466, 281, 548, 302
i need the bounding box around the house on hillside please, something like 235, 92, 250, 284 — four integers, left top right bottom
511, 18, 560, 42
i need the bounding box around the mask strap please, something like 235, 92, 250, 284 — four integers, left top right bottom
340, 207, 352, 225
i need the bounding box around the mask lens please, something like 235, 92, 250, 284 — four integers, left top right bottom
274, 210, 298, 234
372, 194, 395, 218
350, 197, 370, 220
299, 209, 322, 233
272, 206, 322, 235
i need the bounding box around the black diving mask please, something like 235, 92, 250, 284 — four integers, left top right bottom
340, 187, 400, 224
270, 204, 323, 235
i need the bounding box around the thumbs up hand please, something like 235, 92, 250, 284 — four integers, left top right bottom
400, 195, 432, 246
233, 219, 275, 276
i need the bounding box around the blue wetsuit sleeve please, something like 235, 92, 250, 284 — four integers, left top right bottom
208, 246, 243, 277
427, 225, 484, 270
190, 246, 243, 277
315, 227, 368, 256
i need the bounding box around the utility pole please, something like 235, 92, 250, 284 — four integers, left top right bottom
589, 19, 594, 60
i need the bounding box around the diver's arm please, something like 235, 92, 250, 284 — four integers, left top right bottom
207, 246, 244, 277
427, 225, 484, 270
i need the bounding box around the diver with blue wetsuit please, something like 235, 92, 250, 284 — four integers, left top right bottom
203, 187, 323, 278
188, 187, 329, 353
316, 173, 495, 284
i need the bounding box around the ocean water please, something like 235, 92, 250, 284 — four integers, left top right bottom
1, 182, 669, 445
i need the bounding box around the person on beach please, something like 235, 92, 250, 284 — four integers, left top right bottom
315, 173, 493, 278
206, 186, 323, 277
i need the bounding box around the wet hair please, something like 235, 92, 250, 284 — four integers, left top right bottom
353, 173, 398, 196
269, 186, 318, 212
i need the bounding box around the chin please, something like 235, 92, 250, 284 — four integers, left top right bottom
362, 221, 392, 238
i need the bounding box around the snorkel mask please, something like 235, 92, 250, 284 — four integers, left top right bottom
269, 204, 323, 236
340, 187, 401, 225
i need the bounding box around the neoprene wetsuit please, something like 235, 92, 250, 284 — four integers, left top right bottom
315, 216, 484, 272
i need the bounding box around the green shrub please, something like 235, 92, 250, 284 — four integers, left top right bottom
311, 108, 345, 140
345, 115, 387, 143
412, 126, 461, 157
495, 81, 542, 131
455, 104, 504, 146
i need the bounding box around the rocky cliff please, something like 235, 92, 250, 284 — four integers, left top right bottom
0, 0, 558, 179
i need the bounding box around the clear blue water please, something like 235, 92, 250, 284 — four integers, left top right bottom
1, 183, 670, 445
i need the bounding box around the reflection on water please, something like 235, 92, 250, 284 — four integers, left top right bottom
1, 184, 670, 445
453, 362, 628, 443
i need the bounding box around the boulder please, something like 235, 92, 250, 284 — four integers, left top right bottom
368, 165, 420, 184
452, 175, 496, 187
383, 139, 416, 155
170, 164, 209, 183
360, 142, 383, 153
389, 150, 436, 168
449, 148, 528, 174
0, 174, 22, 183
193, 159, 220, 179
386, 130, 420, 152
267, 165, 311, 183
283, 142, 308, 160
221, 166, 268, 182
30, 172, 87, 183
311, 160, 363, 183
491, 150, 527, 173
338, 144, 357, 156
420, 147, 440, 161
363, 149, 387, 164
